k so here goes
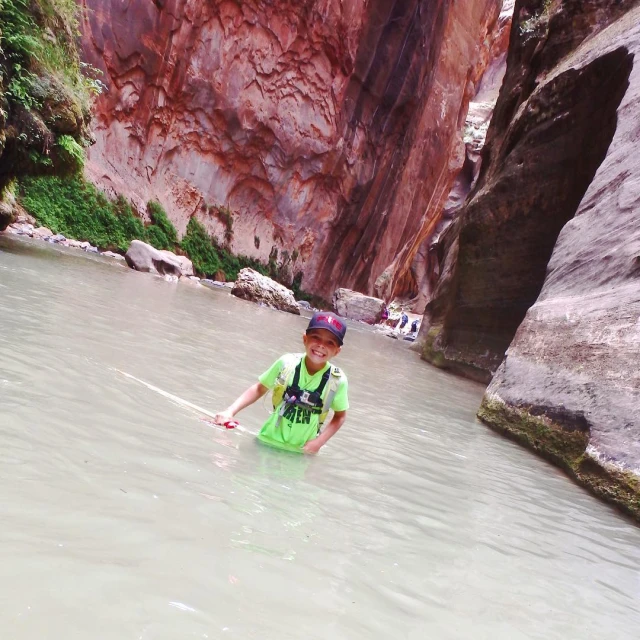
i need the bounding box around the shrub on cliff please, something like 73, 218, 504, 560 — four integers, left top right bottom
146, 201, 178, 251
181, 217, 221, 277
181, 216, 269, 280
18, 175, 319, 299
0, 0, 102, 202
18, 175, 146, 251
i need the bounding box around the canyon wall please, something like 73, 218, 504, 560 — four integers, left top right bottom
421, 0, 640, 518
80, 0, 504, 299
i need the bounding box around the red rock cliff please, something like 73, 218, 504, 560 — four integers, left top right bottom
80, 0, 503, 299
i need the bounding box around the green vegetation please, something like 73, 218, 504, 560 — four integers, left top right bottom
180, 217, 280, 280
181, 217, 221, 276
0, 0, 103, 112
519, 0, 553, 38
146, 200, 178, 250
56, 134, 85, 172
19, 175, 146, 251
0, 0, 104, 196
209, 204, 233, 244
17, 175, 323, 292
18, 175, 181, 252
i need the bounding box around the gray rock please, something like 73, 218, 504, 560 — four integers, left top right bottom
159, 250, 193, 277
232, 268, 300, 314
49, 234, 67, 243
200, 279, 227, 289
32, 226, 53, 239
101, 251, 126, 261
124, 239, 183, 277
8, 223, 34, 236
333, 288, 385, 324
478, 8, 640, 519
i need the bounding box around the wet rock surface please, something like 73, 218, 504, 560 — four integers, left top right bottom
231, 268, 300, 315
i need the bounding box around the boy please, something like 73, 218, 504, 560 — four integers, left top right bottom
214, 312, 349, 454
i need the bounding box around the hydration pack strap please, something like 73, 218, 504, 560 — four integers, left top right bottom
276, 360, 332, 427
291, 361, 331, 398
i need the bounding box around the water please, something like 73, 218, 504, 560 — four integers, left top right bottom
1, 235, 639, 640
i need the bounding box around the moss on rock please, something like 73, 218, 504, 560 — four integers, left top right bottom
478, 396, 640, 522
0, 0, 98, 207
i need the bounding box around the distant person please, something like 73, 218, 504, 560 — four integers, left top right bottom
381, 306, 389, 322
397, 312, 409, 332
410, 319, 419, 333
214, 312, 349, 454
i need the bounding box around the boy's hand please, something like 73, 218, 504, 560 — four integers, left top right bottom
213, 410, 234, 425
303, 438, 323, 454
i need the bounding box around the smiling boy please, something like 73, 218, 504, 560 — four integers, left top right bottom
214, 312, 349, 453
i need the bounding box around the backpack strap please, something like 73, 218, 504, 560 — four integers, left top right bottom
318, 366, 343, 431
271, 354, 301, 410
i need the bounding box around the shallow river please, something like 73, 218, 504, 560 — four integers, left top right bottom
1, 235, 639, 640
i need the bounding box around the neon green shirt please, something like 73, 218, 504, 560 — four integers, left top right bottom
257, 353, 349, 452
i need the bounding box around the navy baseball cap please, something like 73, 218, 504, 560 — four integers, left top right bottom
306, 312, 347, 345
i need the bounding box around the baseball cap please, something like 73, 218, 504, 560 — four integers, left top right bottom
306, 312, 347, 345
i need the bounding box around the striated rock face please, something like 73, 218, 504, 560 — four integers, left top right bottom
232, 268, 300, 314
423, 0, 640, 518
80, 0, 503, 299
403, 1, 514, 313
423, 0, 636, 379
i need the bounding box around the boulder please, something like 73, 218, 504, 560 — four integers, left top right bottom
332, 288, 385, 324
231, 268, 300, 315
0, 199, 15, 231
33, 227, 53, 239
124, 240, 184, 277
6, 222, 34, 236
159, 250, 193, 277
101, 250, 126, 261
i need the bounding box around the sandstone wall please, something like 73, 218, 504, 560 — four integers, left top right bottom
421, 0, 640, 518
80, 0, 503, 299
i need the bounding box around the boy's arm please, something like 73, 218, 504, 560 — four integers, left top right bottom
214, 382, 269, 424
302, 411, 347, 454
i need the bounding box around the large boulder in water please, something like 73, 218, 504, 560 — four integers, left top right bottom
159, 250, 193, 277
231, 268, 300, 315
332, 288, 385, 324
125, 240, 190, 277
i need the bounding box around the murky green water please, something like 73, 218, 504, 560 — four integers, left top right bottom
1, 235, 639, 640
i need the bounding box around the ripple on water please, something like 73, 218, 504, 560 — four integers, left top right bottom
1, 237, 640, 640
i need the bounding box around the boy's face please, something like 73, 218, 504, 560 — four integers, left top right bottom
303, 329, 341, 369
